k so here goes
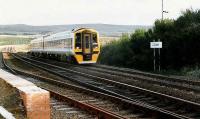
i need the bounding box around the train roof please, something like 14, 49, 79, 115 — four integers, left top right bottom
72, 28, 98, 33
31, 28, 98, 43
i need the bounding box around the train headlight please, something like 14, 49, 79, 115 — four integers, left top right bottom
76, 47, 80, 49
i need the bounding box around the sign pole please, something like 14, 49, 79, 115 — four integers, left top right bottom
153, 40, 156, 71
158, 39, 161, 71
150, 40, 162, 71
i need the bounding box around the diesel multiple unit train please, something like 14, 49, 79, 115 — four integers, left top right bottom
30, 28, 100, 64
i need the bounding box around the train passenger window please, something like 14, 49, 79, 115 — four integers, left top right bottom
75, 33, 81, 49
63, 39, 66, 48
70, 38, 72, 49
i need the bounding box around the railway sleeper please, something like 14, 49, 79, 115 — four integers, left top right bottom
79, 99, 98, 103
57, 107, 75, 111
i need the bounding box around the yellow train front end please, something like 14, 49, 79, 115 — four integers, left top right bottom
73, 28, 100, 64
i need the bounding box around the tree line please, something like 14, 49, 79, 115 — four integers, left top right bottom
99, 9, 200, 71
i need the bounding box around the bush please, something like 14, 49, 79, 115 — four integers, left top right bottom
99, 9, 200, 72
99, 30, 153, 70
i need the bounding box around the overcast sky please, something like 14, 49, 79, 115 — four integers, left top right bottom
0, 0, 199, 26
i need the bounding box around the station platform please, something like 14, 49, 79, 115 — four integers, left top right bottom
0, 69, 50, 119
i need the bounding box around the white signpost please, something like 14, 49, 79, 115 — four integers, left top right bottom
150, 41, 162, 71
150, 42, 162, 48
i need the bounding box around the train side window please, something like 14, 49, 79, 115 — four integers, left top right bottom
64, 39, 66, 48
92, 34, 98, 48
70, 38, 72, 49
75, 33, 81, 49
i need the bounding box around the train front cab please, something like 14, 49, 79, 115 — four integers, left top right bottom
74, 28, 100, 64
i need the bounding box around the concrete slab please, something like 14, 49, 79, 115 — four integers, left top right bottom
0, 106, 15, 119
0, 69, 50, 119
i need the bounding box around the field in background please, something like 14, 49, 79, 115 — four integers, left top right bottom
0, 35, 32, 52
0, 44, 30, 53
0, 35, 33, 46
100, 37, 120, 46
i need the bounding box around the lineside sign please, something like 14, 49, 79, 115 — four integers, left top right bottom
150, 42, 162, 48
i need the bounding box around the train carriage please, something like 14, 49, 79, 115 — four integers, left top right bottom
30, 28, 100, 64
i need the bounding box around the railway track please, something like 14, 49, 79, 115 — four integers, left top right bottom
22, 54, 200, 103
27, 55, 200, 94
9, 53, 200, 118
91, 64, 200, 87
93, 64, 197, 81
2, 52, 171, 119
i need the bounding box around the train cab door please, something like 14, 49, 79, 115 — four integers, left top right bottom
83, 34, 92, 60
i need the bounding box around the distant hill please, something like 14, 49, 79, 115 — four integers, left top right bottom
0, 24, 152, 37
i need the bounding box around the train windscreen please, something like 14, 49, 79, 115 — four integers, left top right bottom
75, 33, 82, 49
